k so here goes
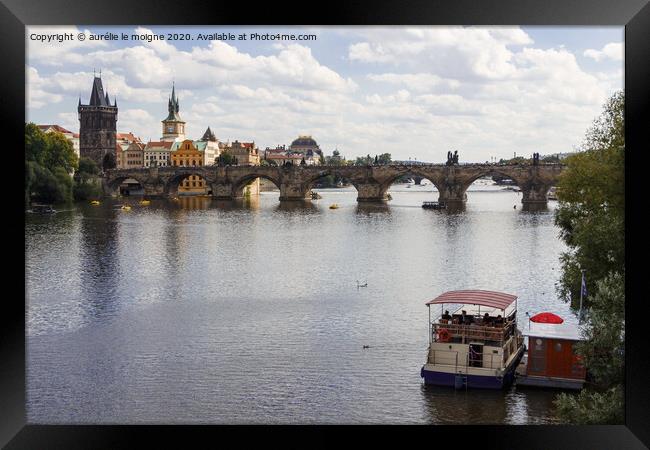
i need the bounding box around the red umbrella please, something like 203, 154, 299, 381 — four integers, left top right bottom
530, 312, 564, 324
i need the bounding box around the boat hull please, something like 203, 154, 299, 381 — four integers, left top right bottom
421, 346, 524, 390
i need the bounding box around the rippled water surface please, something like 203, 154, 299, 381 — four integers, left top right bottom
26, 183, 575, 424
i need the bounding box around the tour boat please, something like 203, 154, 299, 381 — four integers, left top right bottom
421, 290, 525, 389
29, 204, 56, 214
422, 201, 446, 210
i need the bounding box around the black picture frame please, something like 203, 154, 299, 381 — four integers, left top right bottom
4, 0, 649, 448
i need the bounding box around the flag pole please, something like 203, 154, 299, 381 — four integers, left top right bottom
578, 269, 585, 324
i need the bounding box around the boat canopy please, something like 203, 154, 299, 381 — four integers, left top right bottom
425, 290, 517, 310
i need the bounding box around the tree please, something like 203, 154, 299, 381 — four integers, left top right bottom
554, 91, 624, 306
24, 123, 78, 205
25, 123, 48, 166
217, 151, 236, 166
326, 150, 345, 166
73, 157, 102, 200
44, 132, 78, 173
377, 153, 392, 165
554, 272, 625, 424
551, 90, 625, 424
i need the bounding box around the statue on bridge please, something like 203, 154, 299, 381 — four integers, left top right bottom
532, 152, 539, 166
446, 150, 459, 166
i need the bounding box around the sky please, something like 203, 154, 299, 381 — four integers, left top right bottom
26, 26, 623, 162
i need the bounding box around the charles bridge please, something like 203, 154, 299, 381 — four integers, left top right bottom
103, 163, 565, 205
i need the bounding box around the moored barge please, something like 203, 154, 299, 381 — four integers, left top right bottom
421, 290, 525, 389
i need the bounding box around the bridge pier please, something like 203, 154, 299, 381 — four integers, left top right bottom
213, 182, 234, 200
520, 183, 551, 206
356, 182, 389, 202
279, 183, 312, 201
438, 183, 467, 205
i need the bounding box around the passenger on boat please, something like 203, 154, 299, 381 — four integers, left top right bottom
483, 312, 491, 325
460, 310, 472, 325
494, 315, 503, 326
442, 310, 452, 321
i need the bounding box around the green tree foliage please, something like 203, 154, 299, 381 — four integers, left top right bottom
73, 157, 103, 200
574, 273, 625, 388
555, 91, 624, 305
44, 132, 78, 173
377, 153, 392, 165
554, 385, 624, 424
552, 91, 625, 425
216, 151, 236, 166
25, 123, 78, 205
325, 149, 346, 166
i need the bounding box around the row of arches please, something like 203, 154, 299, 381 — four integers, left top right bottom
107, 168, 553, 203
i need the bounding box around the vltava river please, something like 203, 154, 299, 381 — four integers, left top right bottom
26, 182, 576, 424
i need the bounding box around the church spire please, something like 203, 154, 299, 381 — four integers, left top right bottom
164, 83, 182, 121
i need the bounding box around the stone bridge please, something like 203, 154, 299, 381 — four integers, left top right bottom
103, 163, 565, 204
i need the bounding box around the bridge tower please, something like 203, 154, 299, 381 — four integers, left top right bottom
78, 74, 118, 171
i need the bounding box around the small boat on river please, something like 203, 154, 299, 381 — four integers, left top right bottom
329, 204, 339, 209
28, 204, 56, 214
421, 290, 525, 389
139, 200, 151, 206
90, 200, 100, 206
422, 201, 446, 210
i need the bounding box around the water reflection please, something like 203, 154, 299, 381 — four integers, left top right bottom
78, 201, 121, 319
520, 203, 548, 213
176, 196, 212, 210
274, 201, 318, 213
355, 203, 391, 215
420, 385, 509, 424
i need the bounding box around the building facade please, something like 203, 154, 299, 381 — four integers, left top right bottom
224, 140, 260, 166
289, 135, 323, 160
78, 76, 118, 170
144, 141, 173, 167
121, 142, 144, 168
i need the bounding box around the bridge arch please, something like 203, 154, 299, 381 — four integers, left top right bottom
302, 169, 361, 195
165, 170, 214, 196
231, 173, 282, 198
376, 167, 445, 200
105, 174, 148, 196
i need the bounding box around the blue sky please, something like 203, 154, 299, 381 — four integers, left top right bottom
26, 26, 623, 162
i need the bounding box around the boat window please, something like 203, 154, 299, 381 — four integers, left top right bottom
555, 342, 562, 352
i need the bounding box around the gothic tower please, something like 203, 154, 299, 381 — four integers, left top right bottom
161, 83, 186, 142
78, 75, 118, 170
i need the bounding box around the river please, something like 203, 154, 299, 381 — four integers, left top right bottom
25, 181, 576, 424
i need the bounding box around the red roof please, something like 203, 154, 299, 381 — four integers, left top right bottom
145, 141, 174, 149
117, 132, 141, 142
37, 124, 73, 134
425, 290, 517, 310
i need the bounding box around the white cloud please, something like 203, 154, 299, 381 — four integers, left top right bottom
584, 42, 623, 62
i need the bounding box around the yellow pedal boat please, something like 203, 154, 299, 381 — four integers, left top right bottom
329, 204, 339, 209
139, 200, 151, 206
90, 200, 100, 206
